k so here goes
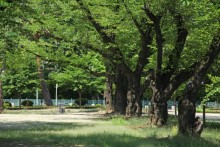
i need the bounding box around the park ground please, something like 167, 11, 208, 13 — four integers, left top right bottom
0, 108, 220, 147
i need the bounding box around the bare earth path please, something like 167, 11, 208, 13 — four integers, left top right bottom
1, 109, 219, 123
0, 109, 105, 147
0, 109, 104, 123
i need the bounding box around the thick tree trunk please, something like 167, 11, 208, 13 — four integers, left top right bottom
36, 55, 53, 106
150, 102, 168, 126
148, 70, 169, 125
114, 85, 127, 115
125, 85, 142, 117
0, 81, 3, 113
104, 76, 113, 113
125, 73, 143, 117
126, 90, 135, 117
178, 80, 203, 137
114, 72, 127, 115
178, 98, 196, 135
134, 81, 143, 117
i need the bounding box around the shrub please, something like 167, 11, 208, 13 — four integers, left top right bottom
21, 100, 34, 106
95, 104, 105, 110
95, 104, 102, 107
68, 103, 79, 107
75, 98, 87, 106
3, 102, 12, 108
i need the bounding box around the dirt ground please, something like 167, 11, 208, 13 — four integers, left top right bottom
1, 109, 219, 123
0, 109, 105, 123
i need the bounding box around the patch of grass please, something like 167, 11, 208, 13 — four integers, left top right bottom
196, 108, 220, 113
111, 117, 128, 125
0, 110, 219, 147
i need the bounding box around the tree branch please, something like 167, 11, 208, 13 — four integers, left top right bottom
74, 63, 108, 77
194, 31, 220, 78
165, 30, 220, 99
143, 3, 163, 73
166, 12, 188, 74
143, 4, 164, 92
135, 25, 153, 75
142, 3, 157, 22
81, 43, 115, 61
161, 12, 188, 89
76, 0, 130, 72
76, 0, 115, 43
123, 3, 144, 34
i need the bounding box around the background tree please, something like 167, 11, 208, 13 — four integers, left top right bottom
204, 60, 220, 104
2, 51, 39, 107
0, 0, 24, 111
74, 0, 154, 115
49, 52, 105, 105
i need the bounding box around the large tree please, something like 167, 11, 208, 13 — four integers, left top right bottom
178, 30, 220, 136
140, 1, 220, 125
74, 0, 154, 116
74, 0, 220, 121
0, 0, 22, 110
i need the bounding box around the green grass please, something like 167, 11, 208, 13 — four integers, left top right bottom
0, 110, 219, 147
196, 107, 220, 113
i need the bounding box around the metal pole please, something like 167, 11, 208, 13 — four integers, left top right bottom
203, 104, 206, 126
174, 98, 177, 117
36, 89, 39, 106
56, 84, 58, 106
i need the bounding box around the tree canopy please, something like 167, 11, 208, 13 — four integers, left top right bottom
0, 1, 219, 126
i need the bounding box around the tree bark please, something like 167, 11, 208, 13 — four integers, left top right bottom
36, 55, 53, 106
126, 90, 135, 117
125, 75, 143, 117
149, 89, 168, 125
114, 71, 127, 115
0, 81, 3, 113
178, 81, 199, 136
104, 76, 113, 113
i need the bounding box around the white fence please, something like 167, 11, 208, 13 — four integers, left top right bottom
3, 98, 220, 108
3, 98, 105, 106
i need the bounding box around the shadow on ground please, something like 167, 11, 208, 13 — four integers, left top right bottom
0, 115, 219, 147
0, 132, 219, 147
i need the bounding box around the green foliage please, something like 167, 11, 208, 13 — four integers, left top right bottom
95, 104, 102, 107
3, 101, 12, 108
21, 100, 34, 106
6, 106, 53, 110
68, 103, 79, 107
203, 74, 220, 104
49, 62, 105, 98
74, 98, 88, 106
0, 0, 220, 110
95, 104, 105, 110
